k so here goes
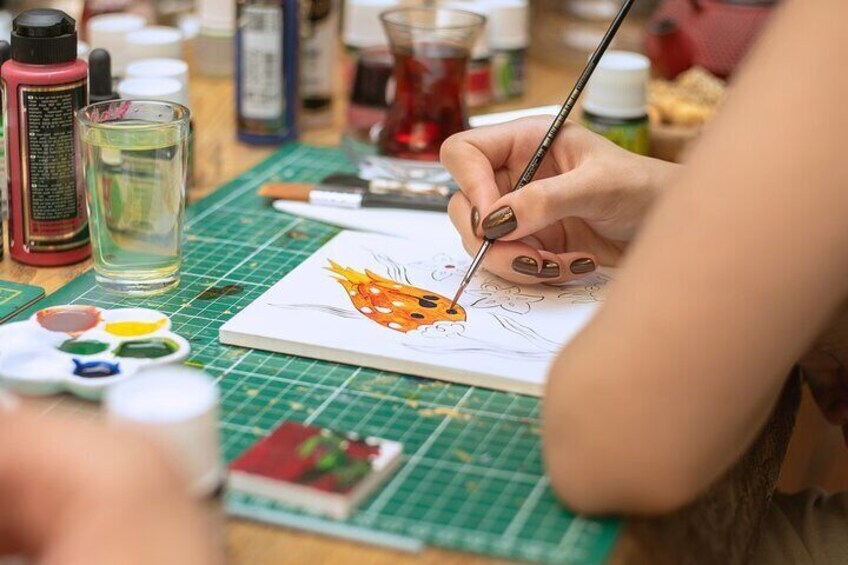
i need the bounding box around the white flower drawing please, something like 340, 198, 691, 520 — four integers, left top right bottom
407, 321, 467, 339
466, 281, 544, 315
557, 273, 612, 304
408, 253, 470, 281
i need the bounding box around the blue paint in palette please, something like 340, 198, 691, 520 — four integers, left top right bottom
72, 359, 121, 378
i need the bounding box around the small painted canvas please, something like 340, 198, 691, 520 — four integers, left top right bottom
219, 231, 613, 395
228, 421, 403, 519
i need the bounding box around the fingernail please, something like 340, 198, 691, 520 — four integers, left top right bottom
540, 260, 561, 278
482, 206, 517, 240
570, 258, 596, 274
471, 207, 480, 234
512, 256, 538, 275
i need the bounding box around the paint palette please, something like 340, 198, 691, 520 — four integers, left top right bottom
0, 306, 190, 400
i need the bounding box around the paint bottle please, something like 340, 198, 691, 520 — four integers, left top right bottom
345, 46, 393, 142
0, 40, 10, 261
301, 0, 338, 129
197, 0, 235, 77
80, 0, 152, 42
235, 0, 300, 145
443, 0, 492, 109
105, 366, 225, 498
3, 9, 90, 266
125, 58, 194, 193
463, 2, 492, 109
0, 8, 11, 44
581, 51, 650, 156
86, 13, 147, 78
77, 40, 91, 60
341, 0, 397, 87
88, 48, 117, 103
488, 0, 528, 102
116, 77, 195, 204
124, 26, 184, 67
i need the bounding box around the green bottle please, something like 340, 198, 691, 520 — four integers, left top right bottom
581, 51, 650, 156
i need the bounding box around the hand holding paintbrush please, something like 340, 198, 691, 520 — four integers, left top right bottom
447, 0, 637, 309
441, 115, 680, 280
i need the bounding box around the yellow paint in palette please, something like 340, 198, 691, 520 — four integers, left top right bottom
105, 318, 167, 337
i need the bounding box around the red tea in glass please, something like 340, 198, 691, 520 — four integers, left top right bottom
377, 8, 484, 162
378, 43, 470, 161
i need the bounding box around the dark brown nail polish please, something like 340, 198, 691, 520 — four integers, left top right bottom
482, 206, 517, 240
570, 258, 596, 274
540, 260, 560, 278
471, 207, 480, 234
512, 256, 538, 275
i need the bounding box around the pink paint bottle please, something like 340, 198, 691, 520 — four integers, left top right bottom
3, 9, 89, 266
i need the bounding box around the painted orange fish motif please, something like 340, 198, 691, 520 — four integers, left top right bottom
326, 261, 466, 333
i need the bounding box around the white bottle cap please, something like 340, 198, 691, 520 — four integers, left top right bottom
104, 367, 222, 498
87, 13, 148, 76
582, 51, 649, 120
0, 10, 12, 43
118, 76, 190, 109
77, 40, 90, 60
343, 0, 400, 49
126, 58, 190, 89
442, 1, 490, 58
125, 26, 184, 64
199, 0, 235, 32
487, 0, 528, 50
178, 13, 201, 40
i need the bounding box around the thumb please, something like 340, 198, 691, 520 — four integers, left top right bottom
480, 170, 591, 242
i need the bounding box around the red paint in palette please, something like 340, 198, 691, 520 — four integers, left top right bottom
36, 306, 101, 335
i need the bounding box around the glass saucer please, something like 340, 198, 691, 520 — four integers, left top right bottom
342, 124, 453, 185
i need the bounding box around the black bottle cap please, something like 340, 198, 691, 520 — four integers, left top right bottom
89, 48, 117, 103
11, 9, 78, 65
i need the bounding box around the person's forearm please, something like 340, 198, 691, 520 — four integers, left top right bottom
543, 0, 848, 515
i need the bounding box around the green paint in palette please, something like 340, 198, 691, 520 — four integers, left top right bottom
58, 339, 110, 355
113, 338, 179, 359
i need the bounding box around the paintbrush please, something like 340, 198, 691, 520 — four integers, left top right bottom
259, 174, 452, 212
449, 0, 637, 311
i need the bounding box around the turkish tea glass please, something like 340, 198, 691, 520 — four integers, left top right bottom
378, 7, 484, 162
77, 100, 189, 296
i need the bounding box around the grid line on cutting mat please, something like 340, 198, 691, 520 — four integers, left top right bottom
15, 144, 620, 565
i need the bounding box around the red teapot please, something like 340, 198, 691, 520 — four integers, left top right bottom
645, 0, 779, 79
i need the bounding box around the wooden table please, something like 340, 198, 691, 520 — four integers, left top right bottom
0, 51, 820, 565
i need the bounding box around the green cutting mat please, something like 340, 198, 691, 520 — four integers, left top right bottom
19, 144, 620, 565
0, 279, 44, 322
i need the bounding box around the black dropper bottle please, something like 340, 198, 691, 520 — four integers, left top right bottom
0, 40, 10, 262
89, 48, 117, 103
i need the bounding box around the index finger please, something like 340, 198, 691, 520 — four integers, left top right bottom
440, 124, 517, 219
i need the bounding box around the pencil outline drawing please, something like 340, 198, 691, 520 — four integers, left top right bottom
557, 272, 612, 304
408, 253, 470, 282
466, 281, 544, 315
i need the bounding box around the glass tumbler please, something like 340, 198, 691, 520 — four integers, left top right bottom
77, 100, 189, 296
377, 7, 484, 162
